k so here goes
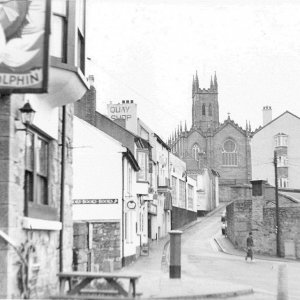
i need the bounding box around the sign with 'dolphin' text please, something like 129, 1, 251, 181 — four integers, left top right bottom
0, 0, 51, 93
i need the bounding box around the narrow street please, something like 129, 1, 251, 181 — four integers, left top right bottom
180, 208, 300, 299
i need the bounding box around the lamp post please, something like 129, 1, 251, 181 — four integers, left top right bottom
273, 150, 281, 257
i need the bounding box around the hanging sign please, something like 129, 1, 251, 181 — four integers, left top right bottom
127, 200, 136, 210
0, 0, 51, 93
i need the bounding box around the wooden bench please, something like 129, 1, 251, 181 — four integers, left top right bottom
54, 271, 141, 299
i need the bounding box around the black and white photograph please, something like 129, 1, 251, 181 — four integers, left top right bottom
0, 0, 300, 299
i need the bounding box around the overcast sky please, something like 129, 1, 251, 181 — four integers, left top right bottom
86, 0, 300, 140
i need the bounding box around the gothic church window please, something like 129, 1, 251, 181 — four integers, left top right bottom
222, 139, 237, 166
192, 144, 200, 161
208, 104, 212, 116
202, 104, 205, 115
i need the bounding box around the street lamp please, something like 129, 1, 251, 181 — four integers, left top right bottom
17, 101, 35, 217
19, 102, 35, 128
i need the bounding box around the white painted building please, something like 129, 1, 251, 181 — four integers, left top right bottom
252, 110, 300, 189
73, 117, 148, 269
196, 169, 219, 212
170, 153, 197, 229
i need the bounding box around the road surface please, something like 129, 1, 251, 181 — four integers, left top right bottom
181, 209, 300, 299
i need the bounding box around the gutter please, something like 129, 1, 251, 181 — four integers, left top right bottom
121, 154, 125, 267
59, 105, 66, 272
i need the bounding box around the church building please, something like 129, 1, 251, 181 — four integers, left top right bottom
168, 72, 252, 202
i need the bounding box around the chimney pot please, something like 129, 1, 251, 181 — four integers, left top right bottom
88, 75, 94, 85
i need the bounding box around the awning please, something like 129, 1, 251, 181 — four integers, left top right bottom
164, 192, 172, 211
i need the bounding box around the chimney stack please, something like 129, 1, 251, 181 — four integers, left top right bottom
262, 106, 272, 126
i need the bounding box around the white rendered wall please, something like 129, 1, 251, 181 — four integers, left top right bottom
73, 117, 125, 221
252, 112, 300, 188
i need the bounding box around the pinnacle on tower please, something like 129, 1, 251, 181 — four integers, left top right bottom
185, 120, 187, 132
195, 71, 199, 91
210, 76, 213, 89
246, 120, 248, 132
192, 75, 195, 95
214, 72, 218, 90
180, 121, 182, 132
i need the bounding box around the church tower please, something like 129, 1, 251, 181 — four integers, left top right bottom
192, 72, 219, 132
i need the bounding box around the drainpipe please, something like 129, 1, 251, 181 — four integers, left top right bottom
59, 106, 66, 272
121, 154, 125, 267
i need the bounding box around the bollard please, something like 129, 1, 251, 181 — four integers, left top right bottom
277, 264, 288, 300
169, 230, 183, 279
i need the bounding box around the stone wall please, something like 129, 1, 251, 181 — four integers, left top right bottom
0, 95, 74, 298
73, 222, 90, 271
93, 222, 121, 271
171, 206, 197, 229
226, 183, 300, 258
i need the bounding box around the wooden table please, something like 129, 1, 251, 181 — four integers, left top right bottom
57, 271, 141, 299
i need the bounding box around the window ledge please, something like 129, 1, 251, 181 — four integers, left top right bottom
22, 217, 62, 231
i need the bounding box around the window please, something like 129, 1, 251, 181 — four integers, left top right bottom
76, 0, 85, 73
171, 176, 177, 205
50, 0, 68, 62
127, 165, 132, 194
77, 30, 85, 73
188, 184, 194, 210
208, 104, 212, 116
274, 133, 288, 147
25, 130, 49, 211
278, 178, 288, 188
202, 104, 206, 115
179, 180, 185, 208
222, 139, 238, 166
137, 151, 148, 182
192, 144, 200, 161
277, 156, 288, 167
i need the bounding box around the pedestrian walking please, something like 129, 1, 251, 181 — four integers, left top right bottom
245, 232, 254, 261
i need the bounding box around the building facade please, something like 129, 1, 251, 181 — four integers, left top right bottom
74, 82, 151, 267
170, 153, 197, 229
169, 73, 252, 203
0, 0, 88, 298
72, 117, 147, 270
252, 109, 300, 189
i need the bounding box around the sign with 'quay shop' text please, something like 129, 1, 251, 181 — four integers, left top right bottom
0, 0, 51, 93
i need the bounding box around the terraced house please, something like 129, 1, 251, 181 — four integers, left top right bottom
0, 0, 88, 298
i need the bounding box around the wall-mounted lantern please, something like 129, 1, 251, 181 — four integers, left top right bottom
19, 102, 36, 127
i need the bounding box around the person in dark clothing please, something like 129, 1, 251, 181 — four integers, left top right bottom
245, 232, 254, 261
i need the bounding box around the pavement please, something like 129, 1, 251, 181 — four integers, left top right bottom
119, 204, 255, 299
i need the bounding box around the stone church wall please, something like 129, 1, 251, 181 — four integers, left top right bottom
213, 124, 249, 182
